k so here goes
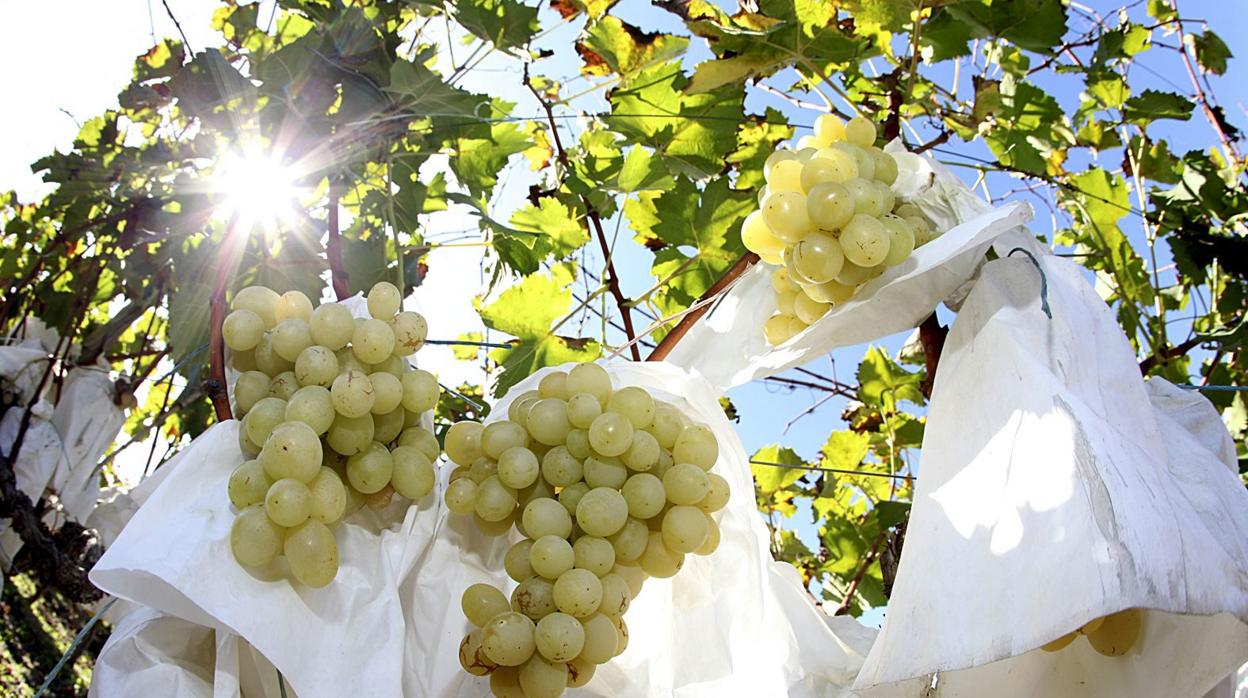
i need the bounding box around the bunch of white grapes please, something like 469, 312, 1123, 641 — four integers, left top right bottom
445, 363, 729, 697
1040, 608, 1143, 657
741, 114, 940, 346
223, 281, 441, 587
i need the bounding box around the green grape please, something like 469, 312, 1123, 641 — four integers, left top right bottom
535, 612, 585, 663
468, 457, 499, 483
309, 302, 353, 351
696, 515, 721, 555
613, 616, 629, 656
505, 540, 535, 582
790, 232, 845, 284
446, 421, 484, 466
520, 654, 568, 698
243, 398, 287, 455
327, 412, 374, 456
445, 477, 478, 515
294, 346, 338, 387
622, 473, 666, 520
881, 215, 916, 266
834, 142, 876, 180
877, 180, 896, 213
352, 318, 396, 364
576, 488, 628, 537
363, 485, 395, 511
764, 149, 799, 172
334, 348, 366, 375
567, 656, 596, 688
639, 531, 684, 579
894, 203, 922, 219
584, 455, 628, 490
268, 371, 298, 400
483, 613, 539, 667
654, 447, 675, 477
772, 267, 798, 294
836, 258, 874, 286
367, 371, 402, 415
800, 153, 854, 191
223, 309, 265, 352
565, 393, 601, 430
664, 463, 711, 505
806, 181, 855, 232
285, 386, 334, 435
813, 114, 846, 145
840, 214, 891, 267
873, 149, 899, 185
265, 478, 312, 527
803, 279, 856, 305
284, 519, 338, 587
228, 460, 272, 509
607, 387, 655, 429
475, 476, 518, 523
462, 582, 512, 627
622, 430, 660, 472
523, 498, 573, 540
906, 215, 934, 246
367, 281, 401, 319
615, 564, 647, 598
512, 575, 557, 620
260, 421, 322, 482
254, 333, 294, 375
531, 535, 575, 579
233, 371, 270, 415
698, 473, 731, 513
527, 398, 571, 446
538, 372, 568, 400
483, 420, 529, 460
764, 314, 800, 345
232, 286, 279, 329
230, 348, 257, 373
565, 363, 612, 406
761, 191, 811, 244
540, 446, 582, 487
597, 574, 631, 619
845, 116, 878, 147
558, 482, 589, 518
588, 412, 633, 457
389, 311, 427, 356
565, 429, 591, 460
673, 425, 718, 470
661, 505, 709, 554
553, 569, 602, 618
346, 442, 393, 494
796, 135, 820, 151
230, 505, 284, 567
1040, 631, 1077, 652
646, 405, 683, 450
508, 390, 541, 423
271, 318, 313, 363
330, 369, 375, 418
741, 210, 785, 264
572, 536, 615, 577
307, 467, 347, 524
1086, 609, 1143, 657
577, 613, 617, 665
499, 447, 540, 490
794, 292, 830, 324
238, 424, 261, 458
764, 158, 804, 193
391, 445, 435, 499
275, 290, 313, 323
397, 427, 440, 461
844, 178, 885, 218
461, 629, 501, 677
608, 518, 649, 563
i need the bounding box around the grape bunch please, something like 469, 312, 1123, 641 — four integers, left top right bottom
1040, 608, 1143, 657
223, 281, 441, 587
446, 363, 729, 697
741, 114, 940, 346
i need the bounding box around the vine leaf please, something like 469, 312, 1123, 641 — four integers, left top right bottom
944, 0, 1069, 53
450, 0, 540, 53
578, 16, 689, 80
856, 346, 924, 410
490, 197, 588, 275
1122, 89, 1195, 125
1190, 31, 1232, 76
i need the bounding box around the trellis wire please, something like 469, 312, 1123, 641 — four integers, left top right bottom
33, 597, 117, 697
749, 459, 914, 481
1177, 384, 1248, 392
439, 381, 487, 413
423, 338, 513, 349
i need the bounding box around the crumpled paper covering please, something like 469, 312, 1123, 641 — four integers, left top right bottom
854, 252, 1248, 697
665, 144, 1033, 390
421, 361, 871, 697
50, 365, 124, 524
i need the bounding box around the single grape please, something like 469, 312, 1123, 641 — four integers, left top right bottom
444, 477, 478, 515
844, 177, 885, 218
391, 445, 435, 499
361, 371, 400, 416
334, 347, 366, 375
535, 612, 585, 663
275, 290, 313, 323
520, 654, 569, 698
790, 232, 845, 284
265, 376, 298, 406
397, 427, 440, 461
265, 478, 312, 527
646, 405, 684, 450
661, 505, 709, 554
363, 484, 395, 511
584, 455, 628, 490
521, 499, 571, 541
806, 181, 855, 232
845, 116, 878, 147
567, 656, 596, 688
565, 429, 591, 460
588, 412, 633, 457
475, 476, 518, 523
271, 318, 313, 363
254, 333, 294, 375
832, 142, 876, 180
539, 446, 582, 487
800, 154, 854, 191
367, 281, 401, 319
814, 114, 846, 145
293, 345, 337, 387
673, 424, 718, 470
771, 267, 799, 294
284, 519, 338, 587
537, 371, 568, 400
346, 442, 393, 494
741, 210, 786, 263
285, 385, 334, 436
502, 540, 535, 583
565, 363, 612, 406
575, 488, 629, 538
607, 517, 649, 563
761, 191, 811, 244
331, 369, 375, 418
906, 215, 934, 246
566, 393, 602, 430
803, 279, 857, 305
1040, 631, 1077, 652
326, 412, 374, 456
1086, 609, 1142, 657
527, 398, 571, 446
558, 482, 589, 518
873, 149, 899, 185
482, 420, 529, 460
389, 311, 427, 356
468, 457, 499, 484
613, 615, 629, 656
507, 390, 540, 423
622, 473, 666, 520
553, 568, 602, 618
607, 387, 654, 429
223, 309, 265, 352
230, 505, 284, 567
696, 515, 721, 555
639, 531, 684, 578
462, 583, 512, 627
231, 286, 279, 329
445, 420, 484, 466
498, 447, 540, 490
352, 318, 396, 364
664, 463, 711, 505
531, 535, 575, 580
461, 629, 501, 677
840, 214, 891, 267
794, 292, 830, 324
309, 302, 353, 351
238, 424, 261, 458
260, 420, 322, 482
877, 179, 896, 213
764, 314, 800, 345
512, 575, 557, 620
894, 203, 923, 219
697, 473, 731, 513
233, 371, 270, 416
228, 460, 272, 509
653, 447, 675, 477
881, 215, 916, 267
246, 398, 290, 450
764, 158, 804, 193
230, 348, 257, 373
572, 536, 615, 577
836, 258, 874, 286
576, 613, 617, 665
597, 573, 631, 619
482, 612, 537, 667
622, 430, 660, 472
307, 466, 347, 524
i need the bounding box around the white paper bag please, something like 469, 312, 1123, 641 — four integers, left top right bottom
665, 148, 1033, 389
854, 253, 1248, 697
424, 361, 871, 697
49, 365, 125, 524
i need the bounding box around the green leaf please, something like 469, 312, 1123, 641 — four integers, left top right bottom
921, 8, 975, 61
750, 444, 807, 493
386, 59, 488, 118
578, 17, 688, 80
616, 147, 673, 192
1086, 72, 1129, 109
490, 196, 589, 274
945, 0, 1069, 53
1122, 90, 1194, 124
1191, 31, 1232, 76
451, 0, 539, 52
856, 346, 924, 409
820, 430, 871, 472
726, 107, 793, 190
488, 336, 602, 398
688, 54, 784, 94
873, 500, 911, 529
479, 265, 577, 338
550, 0, 616, 20
451, 119, 531, 198
979, 75, 1063, 174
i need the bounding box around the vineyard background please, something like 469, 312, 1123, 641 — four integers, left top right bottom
1, 0, 1245, 694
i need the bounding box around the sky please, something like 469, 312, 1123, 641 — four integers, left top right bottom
1, 0, 1245, 621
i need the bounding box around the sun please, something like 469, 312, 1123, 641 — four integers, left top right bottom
212, 148, 301, 228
